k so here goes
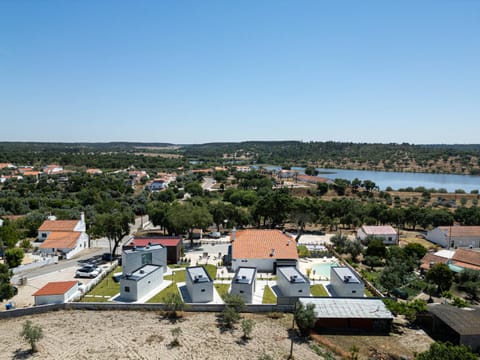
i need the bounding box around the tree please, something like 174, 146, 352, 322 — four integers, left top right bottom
344, 240, 362, 262
294, 302, 316, 336
403, 243, 427, 260
4, 248, 24, 268
365, 238, 387, 259
221, 294, 245, 329
0, 263, 14, 301
0, 222, 20, 248
426, 263, 454, 294
169, 327, 182, 347
20, 320, 44, 353
90, 209, 134, 258
164, 292, 185, 319
416, 342, 477, 360
241, 318, 254, 340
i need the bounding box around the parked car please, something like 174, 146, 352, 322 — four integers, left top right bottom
76, 265, 101, 278
207, 231, 221, 239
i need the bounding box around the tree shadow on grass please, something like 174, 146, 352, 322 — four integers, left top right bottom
11, 349, 32, 360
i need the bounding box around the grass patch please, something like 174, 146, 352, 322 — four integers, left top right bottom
147, 283, 180, 303
164, 269, 186, 282
82, 266, 122, 300
310, 284, 329, 296
214, 284, 230, 300
262, 285, 277, 304
364, 288, 375, 297
205, 264, 217, 280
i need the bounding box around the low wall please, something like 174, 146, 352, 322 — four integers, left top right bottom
0, 302, 293, 319
12, 256, 59, 275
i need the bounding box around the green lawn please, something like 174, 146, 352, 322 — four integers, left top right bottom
81, 266, 122, 301
310, 284, 329, 297
262, 285, 277, 304
205, 264, 217, 280
164, 269, 186, 282
214, 284, 230, 300
146, 283, 180, 303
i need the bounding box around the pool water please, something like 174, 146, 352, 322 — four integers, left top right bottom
311, 262, 339, 279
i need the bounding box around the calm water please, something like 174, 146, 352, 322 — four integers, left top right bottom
312, 262, 339, 279
258, 165, 480, 192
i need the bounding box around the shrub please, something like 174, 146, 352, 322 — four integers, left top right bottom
241, 318, 254, 340
20, 320, 43, 353
294, 302, 316, 336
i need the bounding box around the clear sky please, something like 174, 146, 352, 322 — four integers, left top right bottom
1, 1, 479, 144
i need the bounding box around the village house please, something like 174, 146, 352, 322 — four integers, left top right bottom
296, 174, 332, 185
186, 266, 213, 303
122, 244, 167, 275
120, 264, 163, 302
38, 213, 88, 259
86, 168, 103, 175
426, 225, 480, 249
230, 229, 298, 273
124, 236, 183, 264
277, 266, 310, 297
330, 266, 364, 297
43, 164, 63, 175
357, 225, 398, 245
230, 267, 256, 303
148, 178, 167, 191
33, 281, 79, 305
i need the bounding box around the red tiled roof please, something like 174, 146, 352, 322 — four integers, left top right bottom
39, 220, 79, 232
33, 281, 78, 296
420, 253, 449, 270
130, 237, 181, 247
232, 229, 298, 259
39, 232, 81, 249
437, 226, 480, 237
361, 225, 396, 235
451, 249, 480, 270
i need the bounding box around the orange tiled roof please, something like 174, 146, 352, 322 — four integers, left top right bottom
437, 226, 480, 237
0, 163, 14, 169
86, 168, 102, 174
420, 253, 449, 270
451, 249, 480, 270
39, 220, 79, 232
20, 170, 40, 176
39, 232, 81, 249
232, 229, 298, 259
33, 281, 78, 296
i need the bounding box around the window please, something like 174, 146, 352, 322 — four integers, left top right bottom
240, 291, 244, 294
41, 233, 47, 238
298, 290, 303, 293
352, 290, 356, 293
141, 252, 152, 265
201, 289, 205, 292
124, 287, 130, 292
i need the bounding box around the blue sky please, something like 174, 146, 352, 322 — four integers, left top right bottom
0, 1, 479, 144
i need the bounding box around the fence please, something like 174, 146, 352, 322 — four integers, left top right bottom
12, 256, 59, 275
0, 302, 293, 320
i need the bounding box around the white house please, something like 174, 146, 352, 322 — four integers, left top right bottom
230, 267, 256, 304
330, 266, 364, 297
38, 213, 88, 259
357, 225, 398, 245
43, 164, 63, 175
120, 264, 163, 302
426, 226, 480, 249
277, 266, 310, 297
186, 266, 213, 303
148, 179, 167, 191
230, 229, 298, 273
33, 281, 79, 305
122, 244, 168, 275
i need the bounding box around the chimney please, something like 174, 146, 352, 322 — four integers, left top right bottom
80, 212, 85, 224
232, 227, 237, 241
270, 248, 275, 257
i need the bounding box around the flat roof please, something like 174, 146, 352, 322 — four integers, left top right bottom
278, 266, 307, 284
331, 267, 361, 284
187, 266, 212, 283
124, 244, 164, 255
234, 267, 256, 284
298, 298, 393, 319
124, 264, 162, 281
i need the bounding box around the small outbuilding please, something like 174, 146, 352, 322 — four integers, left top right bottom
357, 225, 398, 245
330, 266, 364, 297
186, 266, 213, 303
298, 297, 393, 333
33, 281, 79, 305
125, 236, 183, 264
427, 303, 480, 353
277, 266, 310, 297
120, 264, 163, 302
230, 267, 256, 303
426, 226, 480, 249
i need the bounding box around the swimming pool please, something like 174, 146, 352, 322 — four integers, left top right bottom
311, 262, 339, 279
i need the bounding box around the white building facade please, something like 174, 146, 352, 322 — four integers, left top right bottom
120, 264, 163, 302
186, 266, 213, 303
277, 266, 310, 297
122, 245, 168, 275
230, 267, 256, 303
330, 266, 364, 297
357, 225, 398, 245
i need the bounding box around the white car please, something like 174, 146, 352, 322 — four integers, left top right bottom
75, 265, 101, 278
